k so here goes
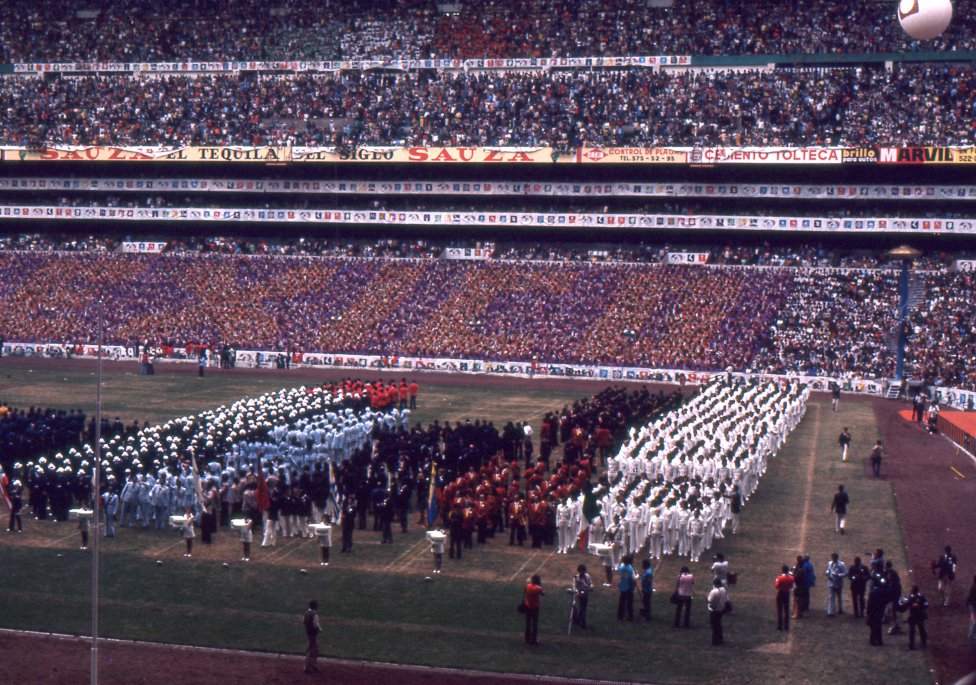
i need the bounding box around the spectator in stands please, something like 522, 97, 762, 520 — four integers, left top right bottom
4, 65, 976, 149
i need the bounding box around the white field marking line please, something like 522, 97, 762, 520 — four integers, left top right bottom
509, 548, 541, 581
147, 539, 186, 556
266, 538, 307, 563
532, 549, 556, 577
439, 397, 555, 427
39, 524, 102, 547
384, 536, 427, 571
261, 535, 306, 561
52, 530, 85, 545
440, 401, 500, 424
0, 627, 655, 685
787, 402, 821, 653
519, 407, 552, 424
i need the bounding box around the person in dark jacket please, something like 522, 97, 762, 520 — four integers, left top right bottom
848, 556, 871, 619
791, 555, 808, 620
867, 581, 887, 646
904, 585, 929, 650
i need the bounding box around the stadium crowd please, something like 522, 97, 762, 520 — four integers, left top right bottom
4, 65, 976, 148
748, 271, 902, 379
1, 0, 974, 63
0, 249, 971, 387
904, 270, 976, 389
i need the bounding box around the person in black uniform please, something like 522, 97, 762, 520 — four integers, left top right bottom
830, 484, 849, 534
448, 501, 464, 560
355, 479, 370, 530
396, 478, 411, 533
7, 480, 23, 531
303, 599, 321, 674
935, 545, 958, 607
884, 560, 903, 635
867, 581, 886, 646
379, 494, 394, 544
340, 498, 356, 552
848, 556, 871, 619
838, 427, 852, 462
904, 585, 929, 650
870, 440, 885, 478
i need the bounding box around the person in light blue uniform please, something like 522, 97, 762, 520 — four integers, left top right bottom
617, 555, 636, 621
151, 474, 169, 530
119, 473, 138, 526
102, 482, 119, 538
136, 474, 152, 528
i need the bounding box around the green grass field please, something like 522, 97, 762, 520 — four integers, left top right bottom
0, 361, 934, 684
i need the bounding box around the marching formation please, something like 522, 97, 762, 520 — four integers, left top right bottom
3, 381, 400, 538
587, 378, 809, 564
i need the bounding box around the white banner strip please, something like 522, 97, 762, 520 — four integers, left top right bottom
16, 340, 975, 408
951, 260, 976, 272
1, 341, 896, 397
1, 204, 971, 234
8, 55, 689, 75
2, 177, 974, 201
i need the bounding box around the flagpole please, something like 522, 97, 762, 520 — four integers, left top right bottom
91, 298, 103, 685
426, 462, 437, 530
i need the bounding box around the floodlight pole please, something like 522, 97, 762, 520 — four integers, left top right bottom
91, 298, 103, 685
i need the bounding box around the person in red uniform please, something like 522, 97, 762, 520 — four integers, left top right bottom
523, 574, 544, 645
775, 564, 795, 631
408, 381, 419, 409
527, 494, 547, 548
594, 424, 613, 466
508, 493, 527, 546
462, 498, 476, 548
475, 495, 490, 544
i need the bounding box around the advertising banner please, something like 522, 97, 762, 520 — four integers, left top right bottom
666, 252, 709, 265
696, 147, 844, 165
0, 340, 916, 400
3, 176, 976, 202
7, 145, 976, 166
577, 147, 688, 164
931, 387, 976, 411
442, 247, 493, 260
876, 147, 976, 164
121, 241, 166, 253
1, 204, 972, 234
2, 146, 290, 163
8, 55, 690, 75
